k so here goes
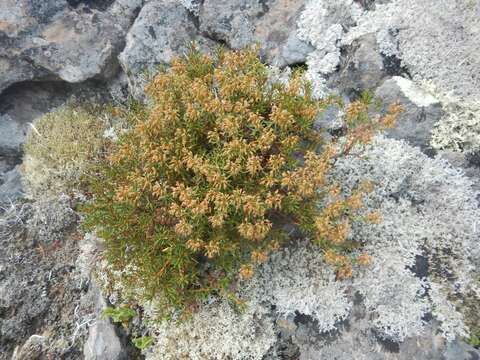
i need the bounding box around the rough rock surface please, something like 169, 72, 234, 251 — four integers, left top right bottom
119, 0, 312, 97
199, 0, 312, 66
329, 33, 388, 96
0, 81, 71, 172
11, 335, 47, 360
375, 76, 443, 152
83, 284, 127, 360
0, 166, 22, 204
0, 197, 87, 359
253, 0, 314, 66
118, 0, 215, 99
198, 0, 266, 49
0, 0, 142, 94
0, 196, 134, 360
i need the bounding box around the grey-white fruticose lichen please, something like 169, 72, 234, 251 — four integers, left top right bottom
143, 241, 350, 360
431, 100, 480, 153
144, 298, 276, 360
333, 135, 478, 341
297, 0, 364, 98
26, 194, 77, 244
298, 0, 480, 150
241, 243, 352, 334
299, 0, 479, 102
266, 65, 292, 87
347, 0, 480, 153
423, 80, 480, 153
108, 136, 478, 359
0, 200, 30, 241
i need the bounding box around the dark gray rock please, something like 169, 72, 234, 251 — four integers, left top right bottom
354, 0, 376, 10
0, 81, 72, 168
0, 0, 142, 95
254, 0, 313, 66
375, 76, 443, 151
0, 114, 25, 160
119, 0, 312, 98
445, 340, 480, 360
118, 0, 216, 98
199, 0, 264, 49
83, 284, 127, 360
199, 0, 312, 67
329, 33, 388, 97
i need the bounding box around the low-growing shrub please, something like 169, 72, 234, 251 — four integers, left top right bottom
23, 105, 109, 199
83, 48, 400, 315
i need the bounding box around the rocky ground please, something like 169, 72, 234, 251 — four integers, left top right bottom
0, 197, 85, 359
1, 0, 479, 359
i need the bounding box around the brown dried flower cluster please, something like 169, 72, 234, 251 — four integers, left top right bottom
83, 47, 401, 314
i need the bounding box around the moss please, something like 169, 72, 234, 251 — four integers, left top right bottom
22, 105, 108, 199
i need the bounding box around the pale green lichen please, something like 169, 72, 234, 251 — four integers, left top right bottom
22, 105, 108, 199
430, 98, 480, 153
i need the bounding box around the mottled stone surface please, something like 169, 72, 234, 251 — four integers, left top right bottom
329, 33, 388, 97
375, 76, 443, 152
199, 0, 312, 66
83, 284, 127, 360
118, 0, 215, 98
0, 0, 142, 94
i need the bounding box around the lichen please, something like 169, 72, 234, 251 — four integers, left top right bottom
144, 299, 276, 360
22, 105, 108, 199
297, 0, 364, 98
107, 135, 479, 358
426, 81, 480, 153
333, 135, 479, 340
242, 243, 352, 333
26, 194, 78, 244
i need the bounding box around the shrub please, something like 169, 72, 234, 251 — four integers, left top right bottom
23, 105, 108, 199
83, 48, 399, 315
